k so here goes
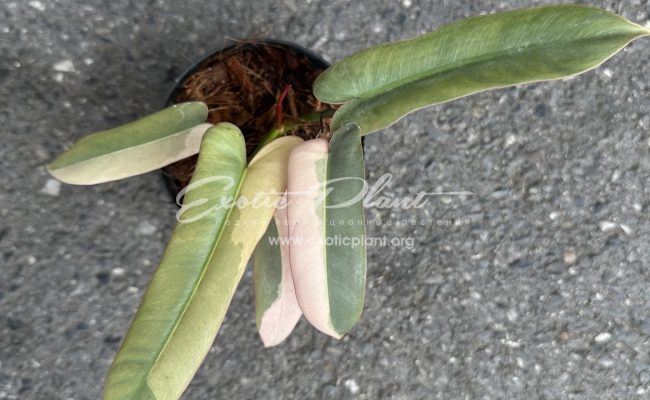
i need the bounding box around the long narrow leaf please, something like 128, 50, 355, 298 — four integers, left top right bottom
104, 122, 246, 400
313, 5, 650, 134
144, 135, 302, 399
287, 123, 366, 338
48, 102, 210, 184
104, 123, 302, 400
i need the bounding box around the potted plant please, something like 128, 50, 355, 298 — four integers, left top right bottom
46, 5, 649, 400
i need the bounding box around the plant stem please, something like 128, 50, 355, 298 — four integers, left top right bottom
252, 109, 335, 157
275, 84, 292, 130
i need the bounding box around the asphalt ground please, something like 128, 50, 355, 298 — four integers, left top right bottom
1, 0, 649, 399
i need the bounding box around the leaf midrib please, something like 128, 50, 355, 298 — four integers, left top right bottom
134, 166, 248, 398
352, 30, 645, 102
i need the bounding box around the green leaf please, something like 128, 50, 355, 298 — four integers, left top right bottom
287, 123, 366, 338
104, 122, 246, 400
313, 5, 650, 134
104, 124, 302, 400
48, 102, 210, 184
253, 198, 302, 347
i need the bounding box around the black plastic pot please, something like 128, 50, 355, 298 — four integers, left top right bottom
161, 39, 331, 202
164, 39, 330, 108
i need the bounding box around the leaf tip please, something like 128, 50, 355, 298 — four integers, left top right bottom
173, 100, 209, 118
45, 163, 87, 185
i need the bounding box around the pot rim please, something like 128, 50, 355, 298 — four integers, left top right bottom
164, 38, 331, 108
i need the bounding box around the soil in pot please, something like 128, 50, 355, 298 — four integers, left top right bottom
162, 41, 334, 198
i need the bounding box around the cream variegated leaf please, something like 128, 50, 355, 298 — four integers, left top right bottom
104, 125, 302, 400
287, 123, 366, 339
48, 102, 210, 184
253, 193, 302, 347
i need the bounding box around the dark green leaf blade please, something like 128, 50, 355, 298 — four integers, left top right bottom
287, 123, 367, 338
325, 123, 367, 334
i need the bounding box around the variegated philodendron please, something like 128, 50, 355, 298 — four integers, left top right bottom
46, 5, 649, 400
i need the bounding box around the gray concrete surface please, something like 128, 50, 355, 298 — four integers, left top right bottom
1, 0, 649, 399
